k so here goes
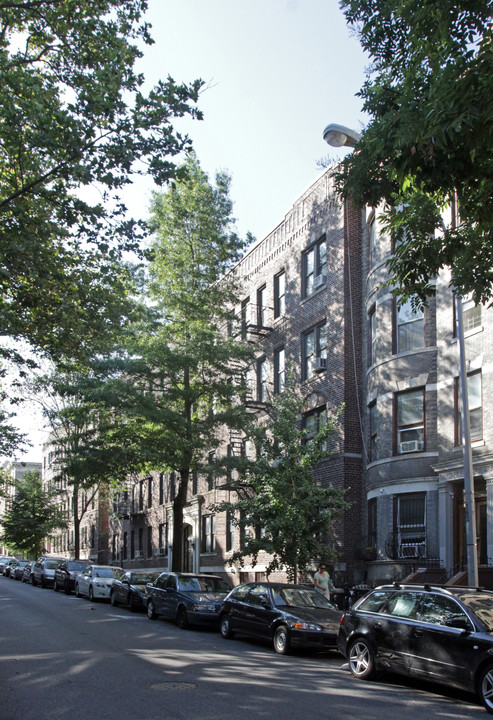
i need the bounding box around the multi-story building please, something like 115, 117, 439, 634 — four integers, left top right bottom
363, 204, 493, 585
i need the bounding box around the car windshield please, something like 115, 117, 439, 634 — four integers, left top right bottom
274, 587, 335, 609
130, 573, 159, 584
46, 560, 60, 569
460, 593, 493, 631
178, 576, 230, 593
68, 561, 89, 571
94, 568, 120, 579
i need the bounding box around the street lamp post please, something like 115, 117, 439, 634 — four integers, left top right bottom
324, 123, 479, 586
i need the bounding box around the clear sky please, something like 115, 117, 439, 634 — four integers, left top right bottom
12, 0, 368, 463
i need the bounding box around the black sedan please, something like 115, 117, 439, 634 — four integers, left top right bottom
54, 559, 92, 594
337, 583, 493, 715
110, 570, 161, 611
219, 582, 342, 655
11, 559, 29, 580
146, 572, 231, 628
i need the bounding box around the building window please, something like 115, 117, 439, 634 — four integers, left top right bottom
257, 357, 268, 402
369, 216, 378, 267
139, 480, 144, 511
158, 523, 167, 554
396, 493, 426, 558
138, 527, 143, 556
123, 532, 128, 561
396, 299, 424, 353
226, 511, 235, 552
130, 530, 135, 559
455, 370, 482, 444
274, 346, 285, 394
396, 389, 425, 454
368, 305, 376, 367
302, 322, 327, 379
455, 294, 481, 335
367, 498, 377, 548
147, 527, 152, 558
257, 285, 267, 327
303, 405, 327, 450
159, 473, 164, 505
201, 515, 216, 553
369, 401, 377, 463
241, 297, 249, 339
274, 270, 286, 318
147, 476, 153, 508
303, 236, 327, 298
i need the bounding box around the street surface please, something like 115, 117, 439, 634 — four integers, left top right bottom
0, 576, 486, 720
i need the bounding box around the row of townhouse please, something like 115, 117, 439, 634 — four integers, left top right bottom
34, 165, 493, 589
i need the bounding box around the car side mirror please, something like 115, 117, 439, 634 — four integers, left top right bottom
445, 616, 471, 631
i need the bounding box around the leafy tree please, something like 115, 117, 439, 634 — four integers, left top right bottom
53, 154, 254, 571
0, 0, 203, 366
213, 384, 349, 583
335, 0, 493, 307
0, 470, 66, 558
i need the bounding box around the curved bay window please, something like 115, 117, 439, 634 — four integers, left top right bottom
396, 389, 425, 454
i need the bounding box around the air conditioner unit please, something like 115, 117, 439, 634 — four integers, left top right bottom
400, 542, 426, 558
399, 440, 420, 453
314, 357, 327, 372
134, 550, 143, 558
314, 273, 327, 289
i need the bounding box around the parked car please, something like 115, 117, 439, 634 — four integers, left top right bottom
75, 565, 123, 601
219, 582, 342, 655
11, 559, 29, 580
3, 558, 19, 577
337, 583, 493, 714
146, 572, 231, 628
22, 561, 34, 583
0, 556, 15, 574
32, 557, 65, 587
110, 570, 162, 611
54, 559, 92, 594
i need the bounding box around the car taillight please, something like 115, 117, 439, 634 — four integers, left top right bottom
339, 614, 345, 625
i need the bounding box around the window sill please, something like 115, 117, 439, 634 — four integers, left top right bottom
300, 284, 327, 304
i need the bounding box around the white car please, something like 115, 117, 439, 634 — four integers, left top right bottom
75, 565, 123, 601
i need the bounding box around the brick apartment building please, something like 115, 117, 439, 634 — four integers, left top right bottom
35, 166, 493, 589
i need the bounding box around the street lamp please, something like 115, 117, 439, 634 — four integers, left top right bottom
322, 123, 361, 148
323, 123, 479, 586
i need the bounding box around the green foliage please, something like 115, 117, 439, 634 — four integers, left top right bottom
213, 385, 349, 582
335, 0, 493, 306
0, 0, 203, 365
0, 470, 66, 558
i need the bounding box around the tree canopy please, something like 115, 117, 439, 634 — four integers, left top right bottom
213, 384, 348, 582
335, 0, 493, 306
0, 469, 66, 558
0, 0, 203, 365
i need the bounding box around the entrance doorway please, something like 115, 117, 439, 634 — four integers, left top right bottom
183, 525, 194, 572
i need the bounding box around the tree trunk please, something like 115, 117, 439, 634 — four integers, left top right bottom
171, 469, 189, 571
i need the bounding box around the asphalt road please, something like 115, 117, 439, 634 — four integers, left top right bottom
0, 576, 486, 720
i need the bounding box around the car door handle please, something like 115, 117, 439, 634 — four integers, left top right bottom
412, 629, 423, 637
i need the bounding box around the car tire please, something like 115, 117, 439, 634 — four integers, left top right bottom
31, 575, 36, 586
110, 591, 118, 607
128, 594, 138, 612
88, 586, 96, 602
53, 579, 59, 592
220, 614, 234, 639
147, 600, 158, 620
75, 583, 80, 598
176, 607, 189, 630
478, 662, 493, 714
273, 625, 291, 655
348, 637, 377, 680
64, 582, 71, 595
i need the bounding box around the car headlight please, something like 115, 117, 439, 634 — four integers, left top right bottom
290, 621, 323, 631
193, 603, 216, 613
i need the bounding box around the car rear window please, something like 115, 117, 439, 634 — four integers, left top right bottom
356, 590, 395, 613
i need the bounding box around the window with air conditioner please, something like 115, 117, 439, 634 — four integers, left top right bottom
302, 322, 327, 380
396, 389, 425, 454
396, 493, 426, 558
455, 370, 482, 444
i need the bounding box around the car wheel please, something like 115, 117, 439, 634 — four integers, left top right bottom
75, 583, 80, 598
147, 600, 158, 620
220, 614, 234, 639
88, 586, 95, 602
128, 594, 138, 612
53, 579, 59, 592
64, 582, 71, 595
110, 591, 118, 606
31, 575, 36, 586
478, 662, 493, 714
348, 638, 377, 680
176, 607, 189, 630
273, 625, 290, 655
